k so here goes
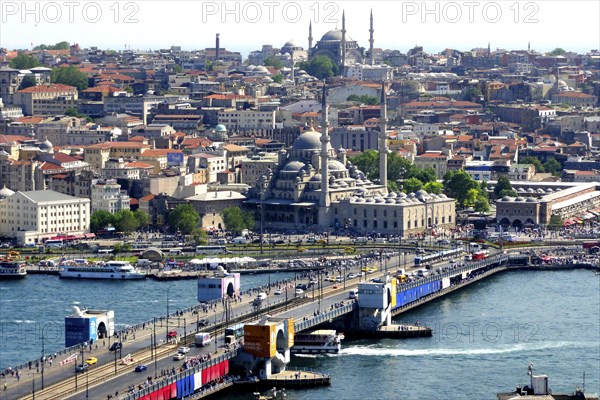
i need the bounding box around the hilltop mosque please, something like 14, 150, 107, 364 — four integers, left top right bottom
246, 86, 456, 236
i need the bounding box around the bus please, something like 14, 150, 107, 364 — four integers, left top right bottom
414, 248, 462, 266
44, 239, 64, 248
224, 323, 245, 339
471, 251, 487, 261
195, 245, 229, 255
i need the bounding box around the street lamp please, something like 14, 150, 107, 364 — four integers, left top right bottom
165, 286, 172, 341
40, 326, 45, 389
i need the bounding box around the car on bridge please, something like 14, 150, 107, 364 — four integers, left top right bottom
134, 365, 147, 372
178, 346, 190, 354
273, 289, 283, 295
167, 330, 178, 338
295, 288, 304, 295
109, 342, 122, 352
197, 319, 209, 328
75, 364, 89, 373
85, 357, 97, 366
173, 353, 185, 361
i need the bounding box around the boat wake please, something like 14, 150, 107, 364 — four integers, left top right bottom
293, 354, 320, 358
338, 341, 594, 357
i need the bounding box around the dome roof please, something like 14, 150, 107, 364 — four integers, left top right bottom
215, 124, 227, 132
39, 138, 53, 150
501, 196, 513, 201
415, 189, 430, 199
526, 198, 538, 202
282, 160, 305, 172
310, 173, 322, 182
0, 186, 15, 198
292, 128, 327, 151
515, 196, 525, 202
283, 39, 297, 47
320, 29, 352, 42
328, 159, 347, 172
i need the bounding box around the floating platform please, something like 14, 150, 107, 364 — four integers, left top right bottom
264, 370, 331, 388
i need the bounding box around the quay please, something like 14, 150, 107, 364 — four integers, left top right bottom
264, 370, 331, 388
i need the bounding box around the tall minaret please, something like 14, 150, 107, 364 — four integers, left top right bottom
308, 21, 313, 59
379, 82, 388, 190
369, 9, 374, 65
290, 51, 295, 85
341, 11, 346, 73
320, 85, 330, 208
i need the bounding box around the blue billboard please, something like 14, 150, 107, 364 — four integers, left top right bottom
65, 317, 97, 347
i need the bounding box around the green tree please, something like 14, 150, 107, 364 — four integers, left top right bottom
423, 181, 443, 195
113, 210, 140, 234
33, 41, 69, 50
499, 189, 518, 198
388, 181, 400, 192
543, 158, 561, 176
443, 170, 480, 207
172, 64, 183, 73
520, 156, 544, 173
298, 55, 338, 79
494, 176, 514, 198
348, 149, 379, 181
90, 210, 114, 233
263, 55, 284, 69
242, 210, 255, 231
388, 153, 415, 182
222, 206, 246, 235
464, 188, 480, 208
409, 167, 436, 183
193, 228, 209, 245
133, 210, 151, 229
168, 204, 200, 234
403, 177, 423, 193
51, 65, 88, 90
474, 195, 490, 213
18, 75, 37, 90
271, 74, 283, 83
9, 53, 40, 69
549, 48, 566, 56
347, 94, 378, 105
547, 214, 563, 231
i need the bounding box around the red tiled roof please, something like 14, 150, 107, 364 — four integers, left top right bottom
17, 83, 77, 93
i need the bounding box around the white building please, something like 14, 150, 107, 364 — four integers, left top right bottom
217, 109, 279, 132
0, 189, 90, 245
90, 179, 130, 213
345, 64, 395, 81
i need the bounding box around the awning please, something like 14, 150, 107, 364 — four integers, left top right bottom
563, 219, 575, 227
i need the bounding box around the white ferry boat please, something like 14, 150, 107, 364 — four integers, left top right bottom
0, 259, 27, 279
59, 261, 146, 280
291, 329, 344, 354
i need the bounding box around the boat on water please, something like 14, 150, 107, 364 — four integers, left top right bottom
291, 329, 344, 354
59, 260, 146, 280
497, 364, 598, 400
0, 259, 27, 279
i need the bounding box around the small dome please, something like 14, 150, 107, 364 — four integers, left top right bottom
526, 188, 535, 193
536, 188, 545, 194
282, 161, 305, 172
398, 192, 407, 198
215, 124, 227, 132
526, 198, 538, 202
515, 196, 525, 202
501, 196, 513, 201
386, 198, 395, 204
438, 194, 448, 199
365, 198, 375, 203
328, 159, 347, 172
310, 173, 322, 182
545, 188, 554, 193
39, 138, 53, 150
517, 188, 526, 193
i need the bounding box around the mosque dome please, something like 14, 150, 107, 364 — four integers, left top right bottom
282, 160, 305, 172
39, 138, 53, 150
328, 159, 347, 172
215, 124, 227, 132
291, 128, 330, 152
320, 29, 353, 42
283, 40, 297, 47
310, 173, 322, 182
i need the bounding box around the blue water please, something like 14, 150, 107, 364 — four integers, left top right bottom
1, 270, 599, 400
0, 272, 297, 369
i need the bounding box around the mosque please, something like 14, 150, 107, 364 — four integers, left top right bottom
307, 10, 379, 73
245, 86, 457, 236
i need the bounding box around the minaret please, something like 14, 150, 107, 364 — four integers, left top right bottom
528, 41, 531, 52
215, 33, 220, 61
308, 21, 313, 59
379, 82, 388, 190
369, 9, 374, 65
487, 41, 491, 57
341, 11, 346, 73
290, 51, 295, 85
320, 85, 330, 208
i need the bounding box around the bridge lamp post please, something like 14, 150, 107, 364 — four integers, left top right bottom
165, 286, 172, 342
40, 326, 45, 389
153, 317, 158, 379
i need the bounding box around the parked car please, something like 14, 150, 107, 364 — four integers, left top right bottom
134, 365, 147, 372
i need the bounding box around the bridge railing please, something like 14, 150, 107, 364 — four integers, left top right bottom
121, 347, 241, 400
294, 302, 357, 332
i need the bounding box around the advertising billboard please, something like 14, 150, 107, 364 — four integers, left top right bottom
167, 152, 184, 167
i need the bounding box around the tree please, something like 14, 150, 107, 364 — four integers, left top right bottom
549, 48, 566, 56
520, 156, 544, 173
423, 181, 443, 195
193, 228, 209, 245
9, 53, 40, 69
347, 94, 378, 105
263, 55, 283, 69
543, 158, 561, 176
494, 176, 514, 198
474, 195, 490, 213
547, 214, 563, 231
90, 210, 114, 233
33, 41, 69, 50
298, 55, 338, 79
403, 177, 423, 193
18, 75, 37, 90
133, 210, 151, 229
463, 188, 480, 208
388, 153, 415, 182
168, 204, 200, 234
348, 150, 379, 181
242, 210, 255, 231
222, 206, 246, 235
410, 167, 436, 183
271, 74, 283, 83
499, 189, 518, 198
443, 170, 480, 207
51, 65, 88, 90
113, 210, 140, 234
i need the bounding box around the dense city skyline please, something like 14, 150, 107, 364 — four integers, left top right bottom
1, 1, 599, 55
